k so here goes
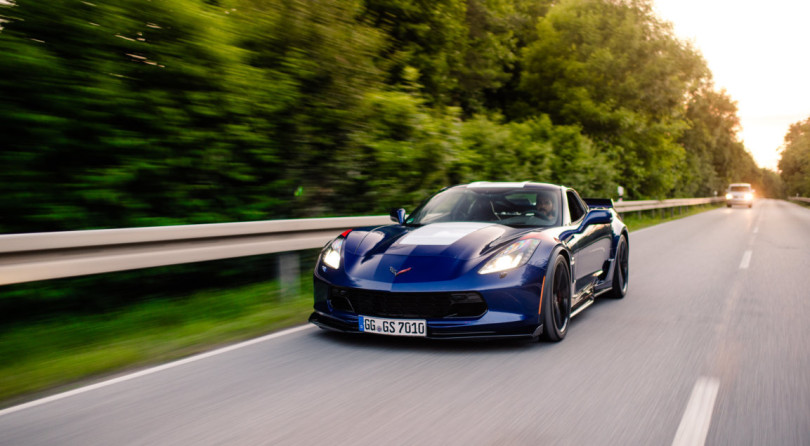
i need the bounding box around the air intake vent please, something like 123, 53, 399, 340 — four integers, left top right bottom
329, 287, 487, 319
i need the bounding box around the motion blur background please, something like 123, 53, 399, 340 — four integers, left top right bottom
2, 0, 798, 236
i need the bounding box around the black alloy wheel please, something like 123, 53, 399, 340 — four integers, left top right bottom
608, 235, 629, 299
542, 255, 571, 342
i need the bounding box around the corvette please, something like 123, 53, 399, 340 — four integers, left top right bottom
309, 182, 629, 341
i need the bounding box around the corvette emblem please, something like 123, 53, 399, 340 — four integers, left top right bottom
390, 266, 412, 277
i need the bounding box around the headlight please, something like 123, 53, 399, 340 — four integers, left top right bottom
322, 232, 349, 270
744, 193, 753, 200
479, 239, 541, 274
725, 193, 733, 200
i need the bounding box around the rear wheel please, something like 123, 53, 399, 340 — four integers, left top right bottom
608, 235, 629, 299
542, 255, 571, 342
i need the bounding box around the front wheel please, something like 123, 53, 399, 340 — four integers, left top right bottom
542, 255, 571, 342
607, 235, 629, 299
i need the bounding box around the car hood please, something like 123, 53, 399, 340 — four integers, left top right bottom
342, 222, 539, 283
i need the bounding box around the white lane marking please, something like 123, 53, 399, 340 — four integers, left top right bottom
739, 250, 752, 269
672, 377, 720, 446
0, 324, 314, 418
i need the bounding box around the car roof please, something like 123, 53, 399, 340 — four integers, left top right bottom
461, 181, 563, 190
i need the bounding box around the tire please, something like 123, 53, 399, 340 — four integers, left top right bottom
726, 204, 731, 208
541, 254, 571, 342
608, 235, 629, 299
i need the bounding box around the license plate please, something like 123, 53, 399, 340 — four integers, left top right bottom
358, 316, 427, 337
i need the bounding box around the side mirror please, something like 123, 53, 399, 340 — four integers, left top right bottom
583, 209, 612, 226
560, 209, 612, 241
389, 208, 407, 225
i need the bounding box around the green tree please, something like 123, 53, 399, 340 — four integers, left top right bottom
0, 0, 387, 232
1, 0, 260, 232
678, 86, 749, 196
756, 168, 783, 199
230, 0, 385, 217
332, 86, 462, 213
0, 0, 760, 237
453, 114, 552, 183
519, 0, 708, 198
360, 0, 467, 106
779, 117, 810, 197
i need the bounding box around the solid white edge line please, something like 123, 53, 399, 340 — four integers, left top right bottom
0, 324, 314, 418
671, 377, 720, 446
739, 250, 752, 269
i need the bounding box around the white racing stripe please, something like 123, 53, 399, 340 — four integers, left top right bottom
672, 377, 720, 446
739, 250, 752, 269
0, 324, 314, 418
398, 222, 494, 246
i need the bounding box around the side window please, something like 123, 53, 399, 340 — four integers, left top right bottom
566, 190, 586, 223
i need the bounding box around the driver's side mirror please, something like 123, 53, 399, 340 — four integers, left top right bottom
560, 209, 612, 240
389, 208, 407, 225
583, 209, 612, 226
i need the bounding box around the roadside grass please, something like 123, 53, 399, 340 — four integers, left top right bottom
0, 277, 313, 405
0, 203, 725, 406
791, 199, 810, 209
622, 203, 724, 232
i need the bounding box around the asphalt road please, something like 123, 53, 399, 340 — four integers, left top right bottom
2, 199, 808, 445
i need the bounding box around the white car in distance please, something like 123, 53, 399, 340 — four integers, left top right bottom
725, 183, 754, 208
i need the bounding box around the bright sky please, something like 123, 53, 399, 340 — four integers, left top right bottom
654, 0, 810, 171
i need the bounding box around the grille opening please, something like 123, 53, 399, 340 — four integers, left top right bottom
328, 287, 487, 319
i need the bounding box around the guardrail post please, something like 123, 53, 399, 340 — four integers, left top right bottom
278, 252, 300, 299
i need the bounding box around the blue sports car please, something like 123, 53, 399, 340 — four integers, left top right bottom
309, 182, 629, 341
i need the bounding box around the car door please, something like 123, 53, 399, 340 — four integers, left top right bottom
562, 189, 612, 299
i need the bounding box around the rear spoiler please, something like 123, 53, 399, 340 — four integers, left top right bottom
583, 198, 614, 209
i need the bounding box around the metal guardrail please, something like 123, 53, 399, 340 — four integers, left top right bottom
0, 216, 389, 286
788, 196, 810, 204
614, 197, 723, 213
0, 198, 723, 286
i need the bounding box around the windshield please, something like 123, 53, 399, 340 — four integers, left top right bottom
406, 188, 562, 228
730, 185, 751, 192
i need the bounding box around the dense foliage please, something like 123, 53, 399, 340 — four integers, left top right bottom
0, 0, 781, 235
778, 118, 810, 197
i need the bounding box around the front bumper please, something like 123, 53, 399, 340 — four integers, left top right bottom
310, 276, 543, 339
726, 193, 753, 206
309, 311, 540, 339
726, 199, 753, 206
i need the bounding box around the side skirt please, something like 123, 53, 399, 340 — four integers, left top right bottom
570, 298, 594, 318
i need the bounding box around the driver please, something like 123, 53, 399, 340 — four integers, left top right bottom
536, 193, 556, 221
